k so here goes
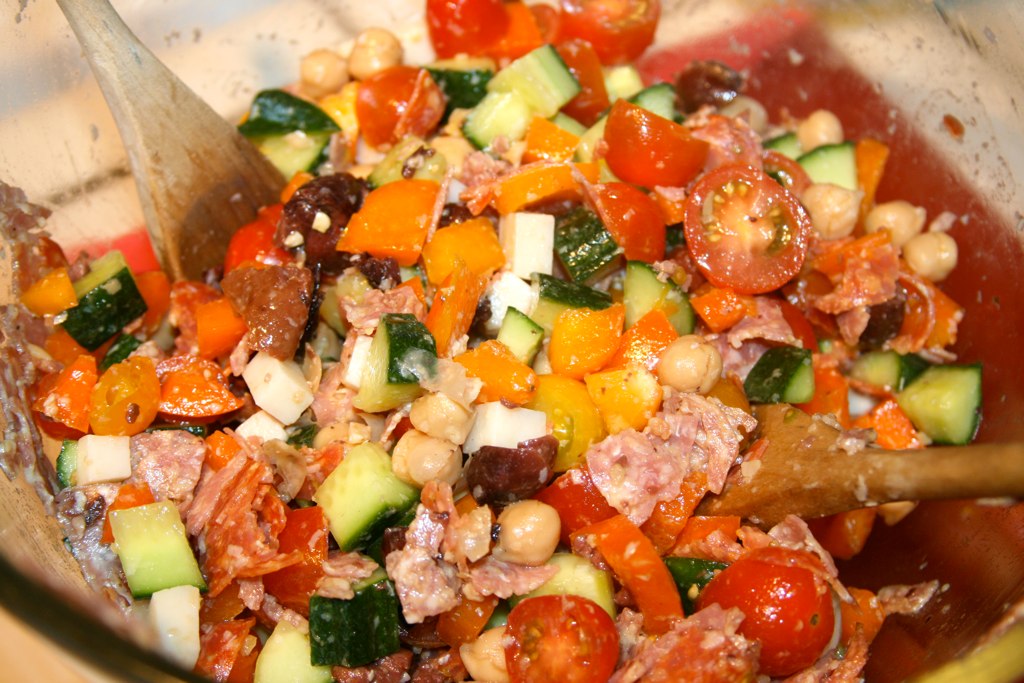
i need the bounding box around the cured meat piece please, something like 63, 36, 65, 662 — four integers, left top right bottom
878, 580, 940, 616
814, 242, 899, 315
222, 264, 314, 360
332, 649, 414, 683
463, 556, 558, 601
586, 429, 685, 526
194, 617, 258, 683
340, 286, 426, 336
128, 430, 205, 507
726, 298, 796, 349
665, 392, 757, 495
316, 552, 380, 600
688, 112, 764, 171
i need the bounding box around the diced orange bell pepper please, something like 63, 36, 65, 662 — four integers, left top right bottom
425, 261, 488, 357
494, 163, 586, 216
812, 230, 891, 279
32, 354, 98, 437
336, 179, 441, 266
20, 267, 77, 315
281, 171, 314, 204
101, 482, 156, 544
576, 515, 684, 634
395, 276, 428, 308
156, 355, 245, 421
606, 308, 678, 371
134, 270, 172, 334
840, 587, 887, 646
422, 218, 505, 286
454, 340, 537, 405
705, 375, 751, 415
924, 282, 963, 349
205, 430, 243, 471
852, 398, 923, 450
796, 361, 851, 429
263, 506, 330, 617
196, 297, 248, 360
807, 508, 877, 561
486, 2, 544, 62
549, 303, 625, 379
689, 285, 757, 333
584, 365, 662, 434
641, 471, 709, 555
45, 328, 92, 368
856, 138, 889, 225
673, 515, 741, 551
437, 594, 500, 647
523, 116, 580, 164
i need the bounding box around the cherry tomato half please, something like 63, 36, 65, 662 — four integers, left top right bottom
588, 181, 666, 262
504, 594, 619, 683
558, 0, 660, 65
426, 0, 509, 59
556, 40, 611, 127
356, 66, 445, 149
762, 149, 813, 196
684, 163, 811, 295
223, 204, 291, 274
603, 99, 709, 189
89, 356, 161, 436
696, 546, 836, 677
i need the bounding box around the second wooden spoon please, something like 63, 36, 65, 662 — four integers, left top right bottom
696, 404, 1024, 528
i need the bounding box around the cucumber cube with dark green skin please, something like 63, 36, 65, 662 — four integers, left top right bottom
99, 333, 142, 371
496, 307, 544, 365
531, 273, 613, 332
664, 557, 728, 614
56, 439, 78, 490
897, 363, 982, 445
109, 501, 206, 598
486, 45, 581, 118
797, 141, 857, 191
554, 207, 622, 284
309, 572, 401, 667
238, 89, 339, 178
744, 346, 815, 404
623, 260, 695, 335
367, 136, 448, 189
427, 61, 494, 122
628, 82, 679, 122
61, 250, 148, 351
764, 132, 802, 160
354, 313, 437, 413
849, 350, 930, 393
463, 90, 533, 149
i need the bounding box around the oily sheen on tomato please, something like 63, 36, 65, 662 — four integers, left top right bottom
556, 40, 611, 126
426, 0, 509, 58
696, 546, 836, 677
603, 99, 709, 189
355, 66, 445, 149
557, 0, 660, 65
588, 181, 666, 261
684, 163, 811, 294
504, 595, 619, 683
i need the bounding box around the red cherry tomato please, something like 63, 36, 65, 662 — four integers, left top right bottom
763, 149, 813, 196
504, 595, 619, 683
684, 163, 811, 295
558, 0, 660, 65
588, 182, 666, 262
355, 66, 445, 149
223, 204, 292, 274
530, 3, 562, 44
696, 546, 836, 677
603, 99, 709, 189
556, 40, 611, 127
426, 0, 510, 59
534, 469, 618, 545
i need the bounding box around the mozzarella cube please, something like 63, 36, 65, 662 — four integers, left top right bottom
342, 335, 374, 389
149, 585, 201, 669
484, 272, 537, 336
463, 402, 548, 455
235, 410, 288, 443
499, 212, 554, 279
76, 435, 132, 486
242, 351, 314, 425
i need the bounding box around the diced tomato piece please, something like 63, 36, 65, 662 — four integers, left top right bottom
426, 0, 509, 59
555, 40, 611, 126
355, 66, 445, 149
534, 468, 618, 546
587, 182, 666, 262
557, 0, 660, 65
262, 506, 329, 617
604, 100, 709, 188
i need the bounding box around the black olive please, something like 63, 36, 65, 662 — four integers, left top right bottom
675, 60, 744, 114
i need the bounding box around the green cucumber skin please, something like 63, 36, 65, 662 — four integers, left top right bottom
462, 90, 533, 149
427, 67, 493, 121
554, 207, 622, 284
623, 261, 695, 335
238, 89, 339, 137
99, 333, 142, 371
849, 351, 929, 392
743, 346, 815, 404
664, 557, 728, 615
62, 268, 148, 351
381, 313, 438, 385
797, 141, 857, 191
109, 501, 206, 598
764, 132, 802, 160
56, 439, 78, 489
534, 273, 613, 310
628, 83, 678, 122
308, 581, 402, 667
896, 363, 982, 445
496, 307, 544, 365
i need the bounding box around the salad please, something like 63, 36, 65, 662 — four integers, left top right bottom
1, 0, 986, 681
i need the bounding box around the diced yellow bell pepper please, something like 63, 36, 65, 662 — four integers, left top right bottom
526, 374, 606, 471
21, 267, 77, 316
585, 366, 662, 434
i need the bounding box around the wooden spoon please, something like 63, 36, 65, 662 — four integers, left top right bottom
56, 0, 284, 281
695, 404, 1024, 528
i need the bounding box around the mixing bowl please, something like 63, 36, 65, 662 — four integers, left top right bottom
1, 0, 1023, 680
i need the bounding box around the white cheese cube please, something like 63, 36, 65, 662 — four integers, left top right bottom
149, 585, 201, 669
76, 435, 132, 486
484, 272, 537, 336
242, 351, 314, 425
499, 212, 554, 279
463, 402, 548, 455
235, 410, 288, 443
342, 335, 374, 389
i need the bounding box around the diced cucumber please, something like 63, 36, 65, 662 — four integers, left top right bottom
496, 307, 544, 365
463, 90, 533, 149
604, 65, 645, 102
797, 141, 857, 191
367, 136, 448, 188
664, 557, 727, 615
849, 351, 930, 393
574, 117, 608, 163
313, 442, 419, 551
487, 45, 581, 118
623, 260, 695, 335
308, 570, 401, 667
743, 346, 815, 404
354, 313, 437, 413
764, 132, 802, 160
252, 131, 333, 180
629, 83, 678, 122
56, 439, 77, 490
238, 89, 340, 179
896, 363, 982, 445
99, 333, 141, 371
255, 621, 332, 683
109, 501, 206, 598
62, 250, 148, 351
512, 553, 615, 617
286, 424, 318, 448
427, 60, 494, 122
486, 601, 511, 629
364, 505, 418, 566
554, 207, 622, 284
550, 112, 587, 137
531, 273, 613, 332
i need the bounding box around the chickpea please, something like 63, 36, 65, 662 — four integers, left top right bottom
391, 429, 462, 488
796, 109, 843, 152
409, 392, 474, 445
864, 200, 927, 247
801, 183, 862, 240
299, 48, 349, 100
718, 95, 768, 134
460, 628, 510, 683
430, 135, 475, 176
903, 231, 958, 282
657, 334, 722, 394
494, 500, 560, 566
347, 28, 403, 81
313, 422, 349, 449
